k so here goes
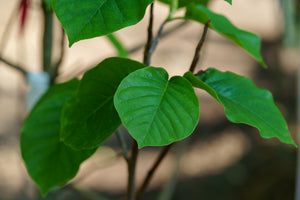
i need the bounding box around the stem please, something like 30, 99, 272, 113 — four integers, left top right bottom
189, 20, 210, 73
0, 56, 27, 75
106, 33, 129, 58
148, 20, 167, 54
129, 21, 188, 54
143, 3, 154, 66
135, 144, 173, 200
42, 2, 53, 73
50, 27, 65, 84
115, 128, 129, 163
127, 140, 139, 200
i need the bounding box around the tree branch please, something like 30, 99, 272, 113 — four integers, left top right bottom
143, 3, 154, 66
126, 140, 139, 200
189, 20, 210, 73
135, 144, 174, 200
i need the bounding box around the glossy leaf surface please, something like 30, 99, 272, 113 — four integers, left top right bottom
52, 0, 153, 46
184, 69, 296, 146
185, 4, 266, 68
114, 67, 200, 148
60, 57, 145, 150
21, 80, 96, 195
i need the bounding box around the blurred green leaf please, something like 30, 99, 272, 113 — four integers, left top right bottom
21, 80, 96, 195
114, 67, 199, 148
106, 34, 128, 57
224, 0, 232, 5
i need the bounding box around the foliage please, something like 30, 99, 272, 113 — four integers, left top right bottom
21, 0, 296, 197
21, 80, 96, 195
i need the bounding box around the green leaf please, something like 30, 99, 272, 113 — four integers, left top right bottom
159, 0, 209, 8
106, 34, 128, 58
21, 80, 96, 195
60, 57, 145, 150
184, 69, 296, 147
224, 0, 232, 5
114, 67, 200, 148
185, 4, 266, 68
52, 0, 154, 46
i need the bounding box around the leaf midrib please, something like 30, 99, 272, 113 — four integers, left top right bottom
141, 82, 169, 144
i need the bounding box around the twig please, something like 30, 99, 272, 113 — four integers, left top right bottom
148, 20, 167, 54
127, 140, 139, 200
135, 144, 174, 200
189, 20, 210, 73
143, 3, 154, 66
0, 56, 27, 75
115, 128, 129, 163
42, 2, 53, 74
129, 21, 188, 54
50, 26, 65, 84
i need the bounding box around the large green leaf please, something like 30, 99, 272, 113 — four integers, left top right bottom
21, 80, 96, 195
52, 0, 153, 46
185, 4, 266, 68
184, 69, 296, 146
114, 67, 200, 148
60, 57, 145, 150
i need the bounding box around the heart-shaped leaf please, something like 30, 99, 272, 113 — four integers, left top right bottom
21, 80, 96, 195
114, 67, 200, 148
52, 0, 153, 46
60, 57, 145, 150
185, 4, 266, 68
184, 69, 296, 146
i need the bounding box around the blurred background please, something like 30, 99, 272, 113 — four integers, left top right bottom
0, 0, 299, 199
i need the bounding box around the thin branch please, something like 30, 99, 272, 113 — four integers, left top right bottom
129, 21, 188, 54
50, 27, 66, 84
148, 20, 167, 54
115, 128, 129, 163
135, 144, 174, 200
189, 20, 211, 73
143, 3, 154, 66
42, 2, 53, 73
127, 140, 139, 200
0, 57, 27, 75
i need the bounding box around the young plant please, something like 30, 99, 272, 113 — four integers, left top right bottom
20, 0, 296, 199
